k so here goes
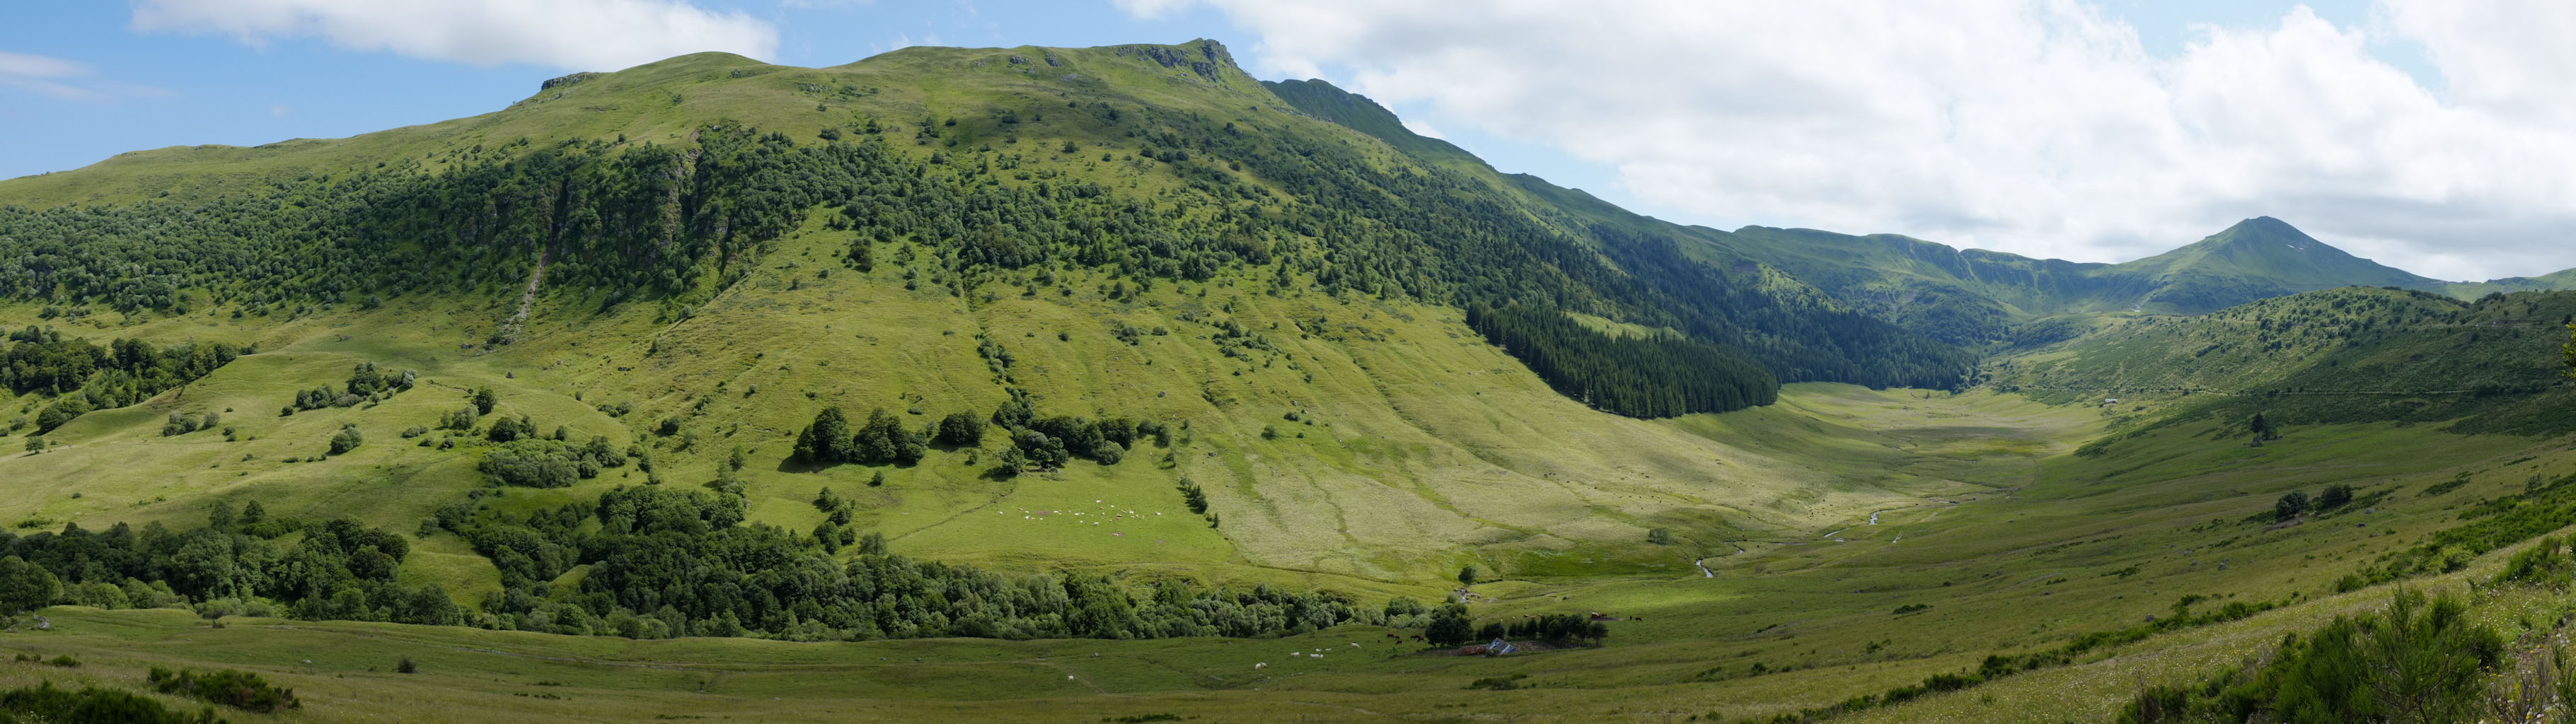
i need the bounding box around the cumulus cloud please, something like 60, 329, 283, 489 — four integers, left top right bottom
1135, 0, 2576, 281
129, 0, 780, 71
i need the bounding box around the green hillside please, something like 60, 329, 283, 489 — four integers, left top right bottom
2442, 266, 2576, 298
1988, 286, 2576, 445
1684, 217, 2456, 348
4, 38, 2576, 724
0, 40, 1974, 617
2109, 216, 2439, 311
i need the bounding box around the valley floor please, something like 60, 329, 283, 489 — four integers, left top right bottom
6, 383, 2570, 722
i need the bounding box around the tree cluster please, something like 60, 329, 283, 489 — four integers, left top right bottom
2, 327, 244, 433
1474, 612, 1608, 647
0, 506, 457, 626
1467, 302, 1777, 418
439, 485, 1395, 641
792, 407, 928, 466
480, 436, 628, 488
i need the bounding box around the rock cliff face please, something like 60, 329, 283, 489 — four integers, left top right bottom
1116, 39, 1236, 82
540, 72, 599, 91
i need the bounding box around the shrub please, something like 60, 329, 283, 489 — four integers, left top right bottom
935, 411, 985, 446
33, 397, 89, 433
2496, 536, 2574, 585
0, 681, 223, 724
480, 442, 591, 488
2318, 484, 2355, 510
327, 424, 363, 455
149, 666, 300, 712
2275, 489, 2311, 520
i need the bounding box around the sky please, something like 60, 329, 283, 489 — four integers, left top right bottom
4, 1, 2571, 281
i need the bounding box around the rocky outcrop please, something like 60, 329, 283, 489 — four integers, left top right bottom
541, 72, 599, 92
1115, 40, 1235, 82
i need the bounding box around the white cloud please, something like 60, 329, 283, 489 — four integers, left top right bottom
129, 0, 780, 71
1135, 0, 2576, 280
1108, 0, 1198, 20
0, 50, 94, 98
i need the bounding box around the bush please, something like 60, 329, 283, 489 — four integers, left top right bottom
0, 681, 223, 724
484, 414, 534, 443
2114, 588, 2500, 724
327, 424, 363, 455
33, 397, 89, 433
2275, 489, 2311, 520
935, 411, 985, 446
2318, 484, 2355, 510
0, 555, 61, 614
149, 666, 301, 712
1424, 603, 1473, 646
2497, 536, 2574, 585
480, 445, 578, 488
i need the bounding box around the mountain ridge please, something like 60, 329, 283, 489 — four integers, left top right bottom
0, 40, 2574, 724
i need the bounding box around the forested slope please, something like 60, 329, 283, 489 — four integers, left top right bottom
0, 41, 1972, 420
0, 42, 1997, 627
1988, 286, 2576, 440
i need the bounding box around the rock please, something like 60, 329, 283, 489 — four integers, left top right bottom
541, 72, 599, 92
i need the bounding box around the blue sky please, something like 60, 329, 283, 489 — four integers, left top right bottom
5, 1, 2568, 279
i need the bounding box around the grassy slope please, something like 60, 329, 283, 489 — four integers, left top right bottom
0, 39, 1959, 590
2, 39, 2574, 723
1985, 286, 2576, 437
0, 207, 1963, 597
2443, 266, 2576, 298
4, 382, 2572, 722
1692, 217, 2468, 349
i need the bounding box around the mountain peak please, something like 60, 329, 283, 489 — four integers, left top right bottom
2202, 216, 2319, 252
2105, 216, 2437, 311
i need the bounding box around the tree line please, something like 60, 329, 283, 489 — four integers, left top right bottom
4, 99, 1975, 419
441, 484, 1399, 641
